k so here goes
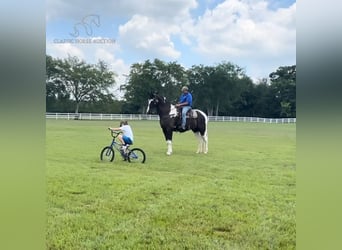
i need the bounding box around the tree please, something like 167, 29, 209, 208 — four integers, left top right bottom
48, 55, 117, 113
269, 65, 296, 117
123, 59, 186, 113
79, 96, 123, 113
47, 53, 295, 117
188, 62, 253, 116
231, 77, 255, 116
46, 55, 71, 111
187, 65, 215, 115
235, 78, 279, 118
213, 62, 253, 116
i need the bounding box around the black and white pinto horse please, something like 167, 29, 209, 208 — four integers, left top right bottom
146, 94, 208, 155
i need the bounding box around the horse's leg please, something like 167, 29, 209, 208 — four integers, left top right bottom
163, 127, 173, 155
195, 126, 208, 154
189, 110, 208, 154
194, 132, 203, 153
194, 133, 208, 154
166, 140, 172, 155
201, 133, 208, 154
199, 124, 208, 154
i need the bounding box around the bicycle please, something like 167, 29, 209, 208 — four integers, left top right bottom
100, 128, 146, 163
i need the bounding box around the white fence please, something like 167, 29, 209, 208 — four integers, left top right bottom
46, 112, 296, 124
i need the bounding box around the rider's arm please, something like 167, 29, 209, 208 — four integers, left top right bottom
109, 127, 122, 131
176, 102, 188, 107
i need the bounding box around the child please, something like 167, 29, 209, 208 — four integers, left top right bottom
109, 120, 134, 151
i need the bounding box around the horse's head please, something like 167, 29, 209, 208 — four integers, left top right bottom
146, 92, 159, 114
147, 91, 169, 114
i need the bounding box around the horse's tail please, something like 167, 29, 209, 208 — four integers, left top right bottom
193, 109, 208, 136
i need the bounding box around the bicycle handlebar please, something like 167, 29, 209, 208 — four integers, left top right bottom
108, 128, 122, 138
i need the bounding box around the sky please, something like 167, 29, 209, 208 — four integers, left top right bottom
46, 0, 296, 98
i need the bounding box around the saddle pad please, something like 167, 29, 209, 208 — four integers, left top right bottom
187, 110, 197, 118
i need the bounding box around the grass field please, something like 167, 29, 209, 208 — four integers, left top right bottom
46, 119, 296, 249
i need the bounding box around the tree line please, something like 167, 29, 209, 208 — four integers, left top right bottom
46, 55, 296, 118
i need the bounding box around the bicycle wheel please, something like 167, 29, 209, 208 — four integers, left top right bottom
127, 148, 146, 163
100, 146, 115, 162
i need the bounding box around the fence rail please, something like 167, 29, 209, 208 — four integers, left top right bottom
46, 112, 296, 124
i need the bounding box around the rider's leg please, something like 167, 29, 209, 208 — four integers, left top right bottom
121, 135, 133, 152
181, 106, 191, 129
118, 135, 128, 159
118, 134, 125, 145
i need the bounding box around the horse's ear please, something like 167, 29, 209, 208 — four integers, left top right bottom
148, 91, 154, 99
153, 91, 158, 97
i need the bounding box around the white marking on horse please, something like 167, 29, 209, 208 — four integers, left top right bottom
169, 104, 177, 118
189, 110, 198, 118
146, 99, 153, 114
166, 140, 172, 155
193, 109, 208, 153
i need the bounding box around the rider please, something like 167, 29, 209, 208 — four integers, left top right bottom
109, 120, 134, 152
175, 86, 193, 130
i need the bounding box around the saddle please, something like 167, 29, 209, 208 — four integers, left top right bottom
176, 108, 197, 119
174, 108, 197, 132
186, 109, 197, 118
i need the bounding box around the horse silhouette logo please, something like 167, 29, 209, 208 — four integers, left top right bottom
69, 14, 100, 37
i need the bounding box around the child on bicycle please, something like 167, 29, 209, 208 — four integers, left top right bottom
109, 120, 134, 152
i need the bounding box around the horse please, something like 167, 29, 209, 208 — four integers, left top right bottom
146, 94, 208, 155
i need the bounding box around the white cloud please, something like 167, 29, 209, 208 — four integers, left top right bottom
47, 0, 196, 61
112, 0, 197, 61
46, 0, 197, 21
94, 48, 129, 78
46, 0, 296, 81
94, 48, 130, 99
118, 15, 181, 60
46, 43, 85, 59
46, 40, 130, 98
189, 0, 296, 61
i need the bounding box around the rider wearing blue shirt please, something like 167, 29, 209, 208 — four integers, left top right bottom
175, 86, 192, 130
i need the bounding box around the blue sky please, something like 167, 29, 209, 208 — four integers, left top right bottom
46, 0, 296, 97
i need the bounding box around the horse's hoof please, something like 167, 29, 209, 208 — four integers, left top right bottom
166, 152, 172, 155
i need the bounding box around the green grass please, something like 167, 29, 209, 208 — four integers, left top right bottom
46, 119, 296, 249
